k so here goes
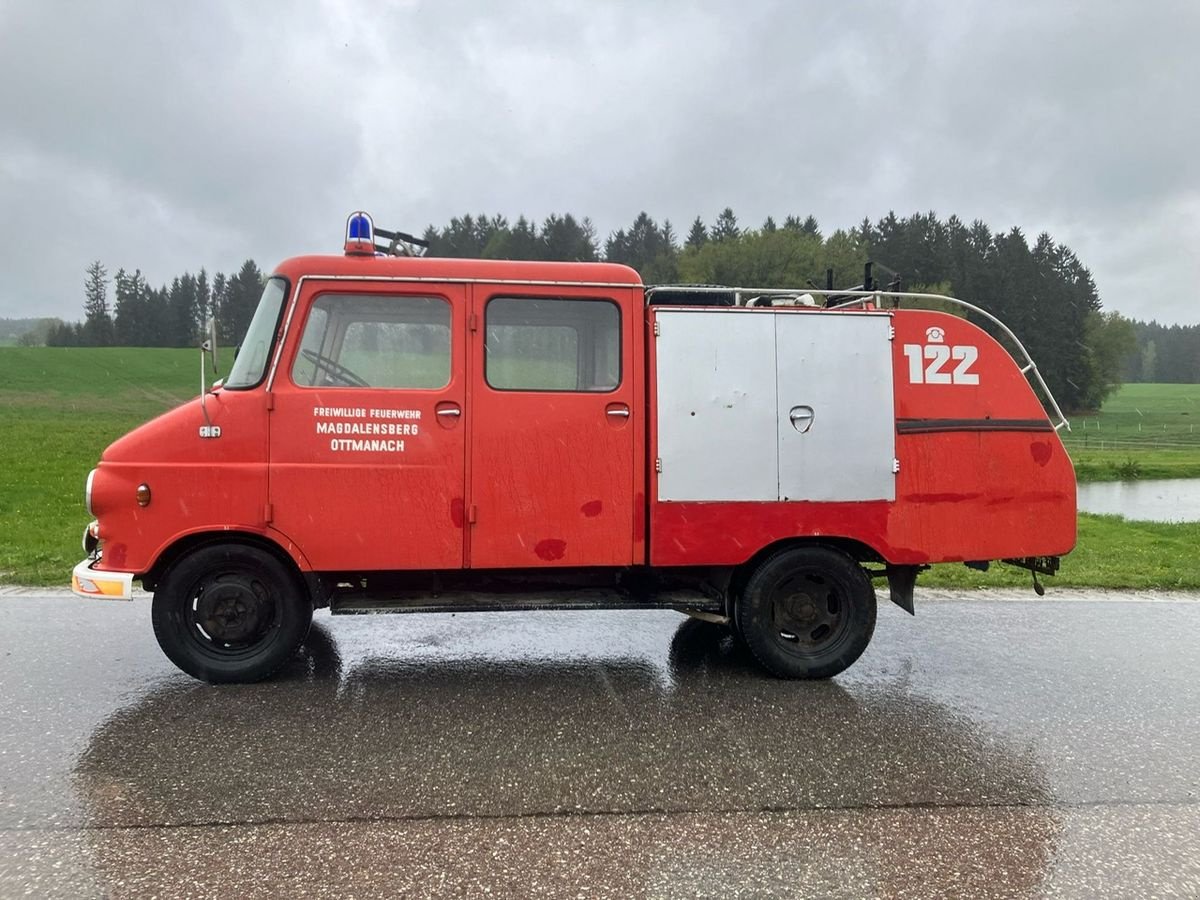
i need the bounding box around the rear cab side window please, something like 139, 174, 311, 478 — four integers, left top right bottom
291, 293, 451, 389
485, 297, 620, 392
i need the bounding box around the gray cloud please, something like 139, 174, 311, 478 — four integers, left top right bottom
1, 0, 1197, 323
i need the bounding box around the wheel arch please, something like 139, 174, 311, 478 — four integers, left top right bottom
725, 536, 884, 617
141, 531, 324, 607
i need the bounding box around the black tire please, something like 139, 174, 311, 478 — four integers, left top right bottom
736, 546, 876, 679
151, 544, 312, 684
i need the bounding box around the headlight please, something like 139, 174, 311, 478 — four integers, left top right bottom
85, 468, 96, 516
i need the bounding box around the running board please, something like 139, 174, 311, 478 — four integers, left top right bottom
330, 588, 722, 616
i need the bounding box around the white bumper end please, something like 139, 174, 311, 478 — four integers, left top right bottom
71, 558, 135, 601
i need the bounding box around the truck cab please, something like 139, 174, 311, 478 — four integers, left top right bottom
73, 213, 1076, 683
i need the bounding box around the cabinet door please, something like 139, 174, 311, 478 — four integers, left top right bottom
776, 313, 895, 502
655, 310, 778, 501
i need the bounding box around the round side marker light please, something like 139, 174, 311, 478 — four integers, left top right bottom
136, 483, 152, 507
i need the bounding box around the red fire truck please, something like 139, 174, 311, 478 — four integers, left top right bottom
72, 212, 1076, 683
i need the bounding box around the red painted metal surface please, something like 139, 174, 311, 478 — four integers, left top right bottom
648, 308, 1076, 566
466, 284, 642, 568
89, 250, 1074, 583
268, 280, 468, 571
270, 254, 644, 289
91, 255, 643, 579
89, 390, 310, 574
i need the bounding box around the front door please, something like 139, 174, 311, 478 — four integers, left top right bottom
467, 287, 639, 568
269, 282, 467, 571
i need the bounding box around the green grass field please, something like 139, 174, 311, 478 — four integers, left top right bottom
1070, 383, 1200, 442
1061, 383, 1200, 480
921, 514, 1200, 590
0, 348, 198, 584
1, 348, 1197, 588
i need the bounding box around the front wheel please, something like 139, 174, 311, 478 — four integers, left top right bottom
736, 546, 876, 679
152, 544, 312, 684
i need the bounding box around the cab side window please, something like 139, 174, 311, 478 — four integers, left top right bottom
292, 294, 451, 389
485, 297, 620, 392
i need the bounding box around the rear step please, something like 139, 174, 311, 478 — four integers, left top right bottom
330, 587, 722, 616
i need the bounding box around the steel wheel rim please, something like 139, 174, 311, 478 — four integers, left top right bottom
768, 570, 852, 658
184, 570, 282, 659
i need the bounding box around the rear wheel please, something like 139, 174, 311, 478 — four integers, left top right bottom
737, 546, 876, 679
151, 544, 312, 684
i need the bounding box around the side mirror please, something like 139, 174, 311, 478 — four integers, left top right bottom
201, 317, 219, 377
200, 317, 219, 426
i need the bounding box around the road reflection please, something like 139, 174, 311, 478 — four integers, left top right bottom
74, 615, 1061, 897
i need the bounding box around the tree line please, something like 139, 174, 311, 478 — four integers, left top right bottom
421, 209, 1133, 409
1122, 320, 1200, 384
47, 259, 265, 349
43, 208, 1196, 409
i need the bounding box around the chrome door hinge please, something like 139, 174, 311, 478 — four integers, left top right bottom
888, 325, 896, 341
655, 457, 663, 473
653, 321, 661, 337
892, 458, 900, 474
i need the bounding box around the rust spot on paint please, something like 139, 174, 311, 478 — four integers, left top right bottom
581, 500, 603, 517
450, 498, 465, 528
535, 539, 567, 561
1030, 441, 1052, 466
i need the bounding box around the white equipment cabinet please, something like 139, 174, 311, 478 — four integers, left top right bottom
654, 308, 896, 503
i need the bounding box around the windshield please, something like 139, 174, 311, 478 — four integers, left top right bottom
224, 277, 288, 389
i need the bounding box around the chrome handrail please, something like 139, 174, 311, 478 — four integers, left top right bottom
645, 285, 1071, 432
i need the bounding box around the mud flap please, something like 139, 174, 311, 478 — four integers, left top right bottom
886, 564, 920, 615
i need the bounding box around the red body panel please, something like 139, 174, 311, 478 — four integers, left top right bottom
88, 251, 1073, 582
270, 254, 644, 289
466, 284, 642, 568
268, 280, 469, 571
91, 392, 311, 574
648, 309, 1076, 566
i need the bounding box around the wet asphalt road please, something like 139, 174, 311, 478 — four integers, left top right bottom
1, 590, 1199, 898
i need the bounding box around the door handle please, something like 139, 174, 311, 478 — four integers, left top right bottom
435, 402, 462, 428
789, 405, 815, 433
605, 403, 630, 425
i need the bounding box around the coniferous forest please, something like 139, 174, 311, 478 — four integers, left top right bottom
40, 209, 1199, 410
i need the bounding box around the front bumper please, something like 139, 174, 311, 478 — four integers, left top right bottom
71, 558, 134, 601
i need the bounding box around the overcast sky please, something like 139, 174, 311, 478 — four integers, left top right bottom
1, 0, 1197, 324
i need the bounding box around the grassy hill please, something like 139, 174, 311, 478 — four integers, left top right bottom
0, 348, 198, 583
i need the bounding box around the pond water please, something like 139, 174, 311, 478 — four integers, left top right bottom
1077, 478, 1200, 523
